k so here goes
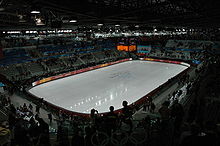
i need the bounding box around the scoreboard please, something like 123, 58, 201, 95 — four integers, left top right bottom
117, 45, 136, 51
117, 37, 137, 52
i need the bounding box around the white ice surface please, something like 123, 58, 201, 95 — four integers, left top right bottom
29, 61, 188, 113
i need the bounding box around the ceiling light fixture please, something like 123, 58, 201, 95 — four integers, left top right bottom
97, 23, 103, 26
69, 20, 77, 23
31, 10, 40, 14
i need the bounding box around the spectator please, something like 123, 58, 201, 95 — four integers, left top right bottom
170, 99, 185, 135
36, 104, 40, 114
158, 100, 171, 132
0, 121, 10, 146
57, 126, 69, 146
105, 106, 118, 135
159, 100, 170, 120
37, 118, 50, 146
145, 99, 151, 111
120, 100, 133, 133
85, 126, 94, 146
9, 103, 16, 114
14, 119, 30, 146
143, 103, 147, 111
71, 129, 84, 146
29, 103, 33, 111
90, 108, 99, 127
187, 100, 198, 124
48, 113, 52, 124
150, 102, 156, 113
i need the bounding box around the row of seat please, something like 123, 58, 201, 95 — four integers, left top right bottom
0, 49, 129, 81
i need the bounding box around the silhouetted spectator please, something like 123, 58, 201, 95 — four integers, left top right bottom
85, 126, 94, 146
105, 106, 118, 135
14, 119, 30, 146
36, 104, 40, 114
23, 103, 28, 112
90, 108, 98, 127
159, 101, 170, 120
29, 103, 33, 111
57, 126, 69, 146
10, 103, 16, 114
48, 113, 52, 124
150, 102, 156, 113
159, 100, 171, 132
146, 99, 151, 111
8, 112, 16, 130
71, 129, 85, 146
187, 100, 198, 124
170, 100, 184, 135
143, 103, 147, 111
36, 118, 50, 146
120, 100, 133, 133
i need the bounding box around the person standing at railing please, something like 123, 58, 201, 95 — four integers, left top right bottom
90, 108, 99, 128
120, 101, 133, 134
150, 102, 156, 113
48, 113, 52, 124
105, 106, 118, 135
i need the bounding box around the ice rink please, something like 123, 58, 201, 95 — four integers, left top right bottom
29, 60, 188, 113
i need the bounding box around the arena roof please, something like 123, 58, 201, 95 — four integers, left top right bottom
0, 0, 220, 29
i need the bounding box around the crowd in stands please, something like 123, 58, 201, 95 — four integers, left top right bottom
0, 92, 50, 146
0, 48, 129, 83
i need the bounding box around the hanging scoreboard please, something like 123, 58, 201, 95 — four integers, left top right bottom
117, 37, 136, 52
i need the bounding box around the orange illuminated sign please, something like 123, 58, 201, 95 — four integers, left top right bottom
117, 45, 136, 51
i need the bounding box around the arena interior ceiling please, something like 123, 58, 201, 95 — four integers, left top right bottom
0, 0, 220, 29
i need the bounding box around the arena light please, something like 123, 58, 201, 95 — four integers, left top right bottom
115, 24, 120, 27
7, 31, 21, 34
31, 10, 40, 14
97, 23, 103, 26
69, 19, 77, 23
